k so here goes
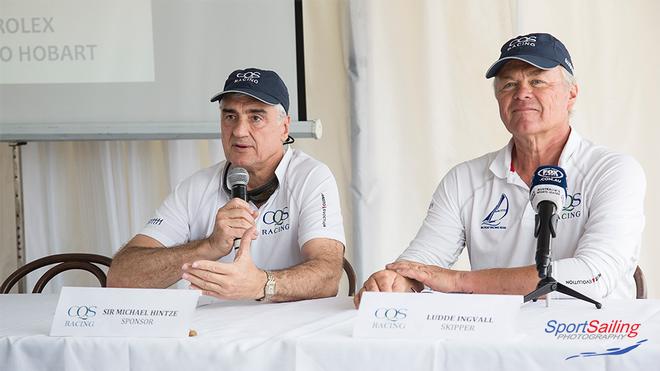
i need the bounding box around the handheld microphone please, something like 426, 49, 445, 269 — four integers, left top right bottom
529, 166, 567, 279
227, 167, 249, 250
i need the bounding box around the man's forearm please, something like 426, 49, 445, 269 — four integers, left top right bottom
107, 239, 213, 288
458, 265, 538, 295
269, 255, 343, 302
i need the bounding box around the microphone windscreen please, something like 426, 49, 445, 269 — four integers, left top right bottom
529, 165, 567, 212
227, 167, 249, 188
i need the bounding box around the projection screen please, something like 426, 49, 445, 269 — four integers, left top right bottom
0, 0, 309, 141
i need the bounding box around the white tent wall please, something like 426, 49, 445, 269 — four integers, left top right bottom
1, 0, 658, 299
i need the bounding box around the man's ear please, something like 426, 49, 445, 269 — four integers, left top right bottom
567, 83, 578, 111
281, 115, 291, 143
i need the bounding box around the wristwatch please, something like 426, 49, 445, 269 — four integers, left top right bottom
258, 270, 276, 302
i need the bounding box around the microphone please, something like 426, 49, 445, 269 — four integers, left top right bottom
227, 167, 249, 250
529, 166, 567, 279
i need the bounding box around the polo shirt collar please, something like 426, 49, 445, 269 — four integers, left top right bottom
488, 126, 580, 181
220, 146, 292, 198
274, 146, 293, 182
489, 139, 514, 180
558, 127, 580, 167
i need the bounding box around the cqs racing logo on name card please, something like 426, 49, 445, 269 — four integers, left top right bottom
65, 305, 97, 327
371, 307, 408, 330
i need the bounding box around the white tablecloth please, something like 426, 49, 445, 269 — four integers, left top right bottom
1, 294, 659, 370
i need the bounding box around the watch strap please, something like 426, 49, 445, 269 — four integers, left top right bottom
257, 270, 276, 302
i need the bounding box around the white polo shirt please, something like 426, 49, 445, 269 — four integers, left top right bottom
399, 129, 646, 299
140, 148, 346, 271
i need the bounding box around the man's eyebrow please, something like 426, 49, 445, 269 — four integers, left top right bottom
221, 108, 268, 114
497, 73, 515, 81
498, 67, 546, 80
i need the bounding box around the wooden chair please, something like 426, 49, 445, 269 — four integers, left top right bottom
343, 257, 357, 296
0, 253, 112, 294
634, 265, 647, 299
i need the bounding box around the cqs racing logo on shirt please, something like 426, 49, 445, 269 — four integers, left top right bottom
560, 192, 582, 220
481, 193, 509, 229
262, 207, 290, 235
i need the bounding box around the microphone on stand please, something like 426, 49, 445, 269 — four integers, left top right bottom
529, 166, 567, 279
524, 165, 601, 308
227, 167, 249, 250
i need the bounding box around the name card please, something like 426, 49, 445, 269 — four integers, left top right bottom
50, 287, 199, 338
353, 291, 522, 339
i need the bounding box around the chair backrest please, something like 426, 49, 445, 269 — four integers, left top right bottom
343, 257, 357, 296
634, 265, 646, 299
0, 253, 112, 294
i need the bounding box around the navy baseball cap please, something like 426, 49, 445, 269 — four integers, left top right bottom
485, 33, 574, 79
210, 68, 290, 113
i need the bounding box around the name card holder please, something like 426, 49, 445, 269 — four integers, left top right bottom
353, 291, 522, 340
50, 287, 200, 338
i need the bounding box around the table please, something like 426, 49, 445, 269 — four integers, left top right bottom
1, 294, 659, 370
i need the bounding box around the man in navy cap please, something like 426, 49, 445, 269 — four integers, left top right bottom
356, 33, 645, 305
109, 68, 346, 303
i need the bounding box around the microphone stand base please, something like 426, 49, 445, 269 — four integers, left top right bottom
524, 276, 602, 309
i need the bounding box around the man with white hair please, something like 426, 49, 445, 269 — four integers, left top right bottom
108, 68, 346, 303
356, 33, 645, 306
